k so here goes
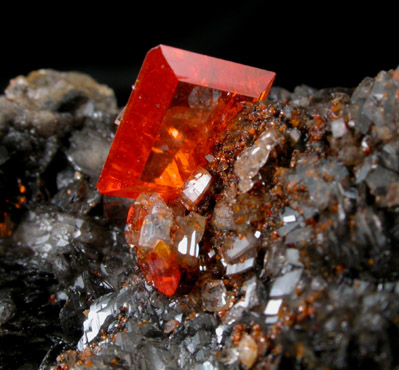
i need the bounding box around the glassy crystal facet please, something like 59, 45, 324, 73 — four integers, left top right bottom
97, 45, 275, 200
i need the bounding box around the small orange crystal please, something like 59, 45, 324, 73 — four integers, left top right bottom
97, 45, 275, 201
138, 240, 181, 297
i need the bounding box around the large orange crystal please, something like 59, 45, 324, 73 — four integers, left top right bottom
97, 45, 275, 200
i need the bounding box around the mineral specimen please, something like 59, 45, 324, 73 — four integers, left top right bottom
2, 65, 399, 369
106, 46, 276, 297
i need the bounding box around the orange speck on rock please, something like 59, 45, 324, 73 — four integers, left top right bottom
0, 212, 13, 238
271, 230, 280, 240
48, 294, 57, 304
336, 264, 345, 274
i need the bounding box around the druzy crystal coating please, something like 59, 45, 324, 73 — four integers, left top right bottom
4, 66, 399, 369
97, 45, 275, 200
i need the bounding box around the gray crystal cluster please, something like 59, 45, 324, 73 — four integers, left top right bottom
2, 66, 399, 370
0, 70, 132, 369
125, 191, 207, 272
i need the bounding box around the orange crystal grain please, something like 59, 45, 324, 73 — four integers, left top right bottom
137, 240, 181, 297
97, 45, 275, 201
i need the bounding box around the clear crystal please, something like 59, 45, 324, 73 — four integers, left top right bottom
269, 269, 303, 297
223, 231, 257, 262
125, 192, 172, 246
264, 298, 283, 315
181, 166, 212, 209
173, 212, 206, 267
139, 213, 172, 247
243, 276, 262, 308
234, 128, 282, 193
212, 201, 236, 231
226, 257, 255, 275
202, 280, 228, 312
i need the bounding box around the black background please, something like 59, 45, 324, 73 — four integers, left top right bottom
1, 2, 397, 106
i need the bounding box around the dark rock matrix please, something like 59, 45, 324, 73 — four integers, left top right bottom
1, 67, 399, 369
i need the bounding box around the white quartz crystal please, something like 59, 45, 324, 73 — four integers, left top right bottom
264, 298, 283, 315
181, 166, 212, 209
331, 117, 348, 138
139, 213, 172, 247
234, 128, 282, 193
269, 269, 303, 297
226, 257, 255, 275
223, 231, 257, 262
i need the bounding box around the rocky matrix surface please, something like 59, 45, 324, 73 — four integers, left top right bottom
1, 67, 399, 369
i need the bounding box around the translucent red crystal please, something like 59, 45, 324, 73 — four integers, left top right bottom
97, 45, 275, 201
137, 240, 181, 297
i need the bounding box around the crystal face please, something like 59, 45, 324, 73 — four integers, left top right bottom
125, 192, 207, 296
138, 240, 181, 297
202, 280, 229, 312
180, 166, 212, 209
234, 128, 282, 193
97, 45, 275, 200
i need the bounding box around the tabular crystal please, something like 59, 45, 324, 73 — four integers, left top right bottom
97, 45, 275, 201
125, 192, 172, 247
234, 128, 282, 193
222, 231, 257, 262
264, 298, 283, 316
180, 167, 212, 209
269, 269, 303, 297
226, 257, 255, 275
138, 240, 181, 297
173, 212, 206, 268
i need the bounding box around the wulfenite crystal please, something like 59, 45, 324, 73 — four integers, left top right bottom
97, 45, 275, 200
138, 240, 181, 297
125, 192, 208, 296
